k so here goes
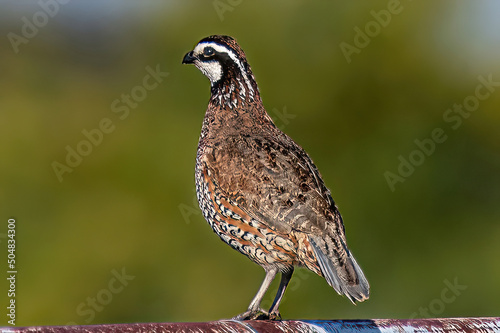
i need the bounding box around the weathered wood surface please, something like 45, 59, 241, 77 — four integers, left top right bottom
3, 317, 500, 332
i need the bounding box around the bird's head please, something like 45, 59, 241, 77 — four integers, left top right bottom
182, 35, 259, 104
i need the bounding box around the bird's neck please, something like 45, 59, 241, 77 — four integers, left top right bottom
200, 73, 277, 143
209, 69, 261, 109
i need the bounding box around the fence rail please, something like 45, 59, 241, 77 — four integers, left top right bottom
2, 317, 500, 333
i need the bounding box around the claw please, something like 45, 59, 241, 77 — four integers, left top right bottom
232, 308, 270, 320
268, 310, 282, 320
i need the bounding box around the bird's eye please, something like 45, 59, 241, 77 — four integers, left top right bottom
203, 47, 215, 57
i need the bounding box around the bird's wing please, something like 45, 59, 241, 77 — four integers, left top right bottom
203, 132, 347, 241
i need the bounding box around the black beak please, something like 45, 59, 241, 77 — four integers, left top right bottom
182, 51, 196, 64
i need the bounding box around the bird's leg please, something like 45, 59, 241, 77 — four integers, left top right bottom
268, 268, 294, 319
232, 267, 278, 320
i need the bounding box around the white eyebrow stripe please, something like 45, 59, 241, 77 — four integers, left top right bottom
193, 41, 255, 98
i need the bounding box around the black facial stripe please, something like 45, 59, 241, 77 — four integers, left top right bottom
199, 51, 238, 70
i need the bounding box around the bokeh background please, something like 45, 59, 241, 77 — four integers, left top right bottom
1, 0, 499, 326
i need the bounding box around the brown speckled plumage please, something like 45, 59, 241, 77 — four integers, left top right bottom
183, 35, 369, 320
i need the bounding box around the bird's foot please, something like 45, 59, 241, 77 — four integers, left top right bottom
268, 310, 282, 320
232, 308, 281, 320
232, 308, 268, 320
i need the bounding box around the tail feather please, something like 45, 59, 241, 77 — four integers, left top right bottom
310, 237, 369, 303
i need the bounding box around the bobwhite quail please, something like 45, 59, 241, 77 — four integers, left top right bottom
182, 35, 369, 320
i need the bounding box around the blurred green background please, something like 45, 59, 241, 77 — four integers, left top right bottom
1, 0, 499, 326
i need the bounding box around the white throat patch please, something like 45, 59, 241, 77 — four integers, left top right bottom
195, 60, 222, 83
